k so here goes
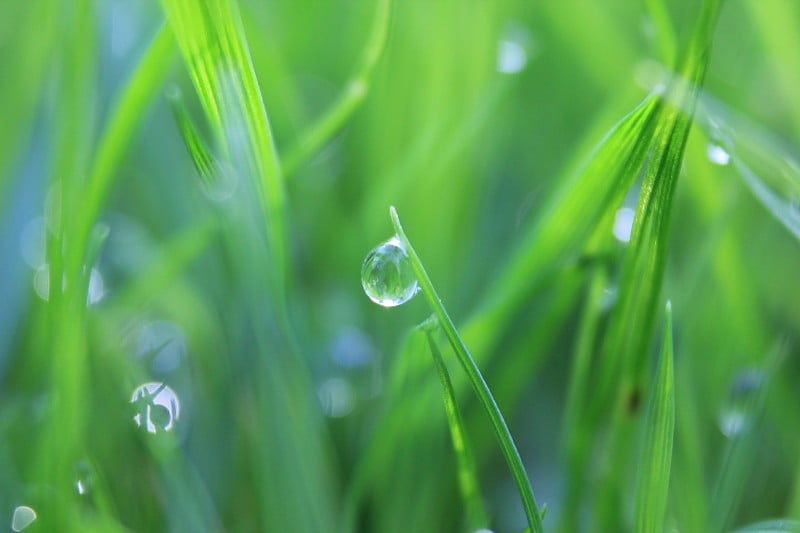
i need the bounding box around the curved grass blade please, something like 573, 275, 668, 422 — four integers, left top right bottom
390, 206, 545, 533
424, 325, 489, 531
282, 0, 391, 176
633, 302, 676, 533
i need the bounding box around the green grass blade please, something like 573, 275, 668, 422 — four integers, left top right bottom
634, 302, 676, 533
424, 326, 489, 531
645, 0, 676, 66
390, 205, 545, 533
160, 0, 289, 291
282, 0, 391, 176
68, 24, 176, 274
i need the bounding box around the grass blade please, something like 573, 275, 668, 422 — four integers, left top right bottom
424, 325, 489, 531
634, 302, 676, 533
390, 205, 545, 533
282, 0, 391, 176
160, 0, 289, 291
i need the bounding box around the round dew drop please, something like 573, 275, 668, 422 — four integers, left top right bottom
361, 236, 419, 307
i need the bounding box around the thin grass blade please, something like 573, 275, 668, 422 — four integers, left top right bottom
424, 326, 489, 531
634, 302, 676, 533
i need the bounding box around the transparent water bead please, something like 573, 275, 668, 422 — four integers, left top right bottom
361, 236, 419, 307
11, 506, 36, 532
131, 382, 181, 433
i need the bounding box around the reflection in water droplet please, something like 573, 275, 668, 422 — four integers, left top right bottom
361, 237, 419, 307
707, 143, 731, 166
19, 217, 46, 268
718, 368, 764, 439
11, 506, 37, 532
613, 207, 636, 243
473, 530, 495, 533
330, 327, 374, 368
318, 377, 356, 418
32, 265, 105, 305
131, 382, 181, 433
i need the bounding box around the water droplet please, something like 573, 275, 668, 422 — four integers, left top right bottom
317, 377, 356, 418
32, 265, 105, 304
718, 368, 764, 438
131, 382, 181, 433
496, 22, 533, 74
74, 461, 93, 495
613, 207, 636, 243
11, 506, 36, 532
473, 530, 495, 533
330, 327, 374, 368
361, 237, 419, 307
707, 143, 731, 166
719, 408, 747, 438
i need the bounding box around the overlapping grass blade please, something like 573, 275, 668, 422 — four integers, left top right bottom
159, 0, 289, 291
424, 325, 489, 531
733, 519, 800, 532
390, 206, 545, 533
633, 302, 676, 533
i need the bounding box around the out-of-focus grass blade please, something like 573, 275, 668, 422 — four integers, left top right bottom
68, 24, 175, 275
282, 0, 391, 176
645, 0, 676, 66
559, 265, 609, 532
0, 1, 58, 204
710, 343, 785, 531
633, 302, 676, 533
159, 0, 289, 291
733, 520, 800, 532
167, 86, 233, 198
424, 325, 489, 531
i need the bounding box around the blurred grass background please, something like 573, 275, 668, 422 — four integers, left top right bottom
1, 0, 799, 531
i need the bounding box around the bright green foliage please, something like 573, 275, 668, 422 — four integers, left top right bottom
634, 303, 676, 533
2, 0, 800, 531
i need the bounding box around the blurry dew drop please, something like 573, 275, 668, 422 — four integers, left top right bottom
317, 377, 356, 418
707, 143, 731, 166
11, 506, 36, 532
718, 368, 764, 439
361, 236, 419, 307
131, 382, 181, 433
613, 207, 636, 243
32, 265, 105, 305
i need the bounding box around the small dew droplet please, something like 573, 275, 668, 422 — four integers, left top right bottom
707, 143, 731, 166
361, 236, 419, 307
718, 368, 763, 439
11, 506, 37, 532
